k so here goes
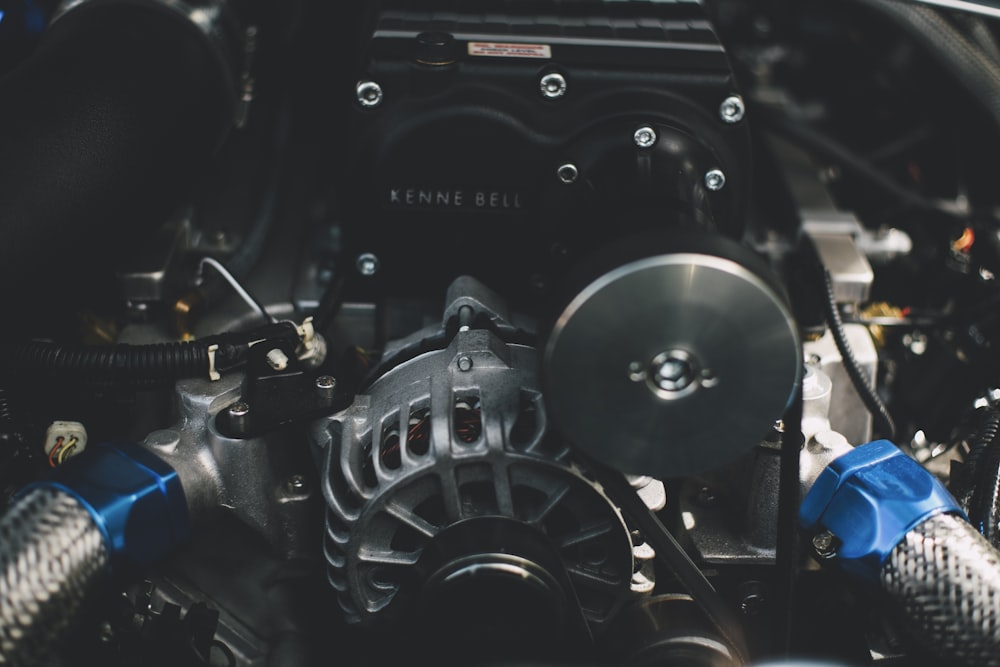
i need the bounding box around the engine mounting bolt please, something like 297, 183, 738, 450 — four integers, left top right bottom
457, 355, 473, 372
705, 169, 727, 191
719, 95, 746, 123
316, 375, 337, 404
356, 80, 383, 108
556, 163, 579, 184
633, 125, 658, 148
539, 72, 567, 99
356, 252, 380, 276
812, 531, 838, 559
228, 401, 250, 432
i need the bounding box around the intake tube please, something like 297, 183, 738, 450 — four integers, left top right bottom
800, 440, 1000, 666
0, 443, 190, 666
0, 0, 242, 299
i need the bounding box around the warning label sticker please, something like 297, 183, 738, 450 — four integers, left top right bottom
467, 42, 552, 59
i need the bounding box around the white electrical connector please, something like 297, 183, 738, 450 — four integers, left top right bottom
44, 420, 88, 465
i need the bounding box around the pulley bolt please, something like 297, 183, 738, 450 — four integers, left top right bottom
356, 80, 383, 108
719, 95, 746, 124
539, 72, 567, 99
812, 531, 838, 559
356, 253, 380, 276
705, 169, 726, 191
633, 126, 658, 148
315, 375, 337, 404
457, 355, 474, 372
653, 354, 696, 392
556, 163, 579, 184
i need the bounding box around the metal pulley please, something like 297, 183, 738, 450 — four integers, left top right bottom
542, 232, 801, 478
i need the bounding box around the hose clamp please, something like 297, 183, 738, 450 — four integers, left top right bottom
800, 439, 964, 581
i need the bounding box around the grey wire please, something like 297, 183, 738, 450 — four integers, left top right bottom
911, 0, 1000, 20
197, 256, 276, 324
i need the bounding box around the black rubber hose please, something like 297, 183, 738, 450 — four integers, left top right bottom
852, 0, 1000, 131
753, 105, 959, 219
951, 407, 1000, 514
0, 2, 236, 301
820, 269, 897, 441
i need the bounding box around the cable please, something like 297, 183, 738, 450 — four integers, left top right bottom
820, 269, 897, 440
754, 105, 964, 220
197, 256, 276, 325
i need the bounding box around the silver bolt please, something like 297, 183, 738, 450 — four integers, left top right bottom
457, 355, 473, 372
812, 531, 838, 559
286, 474, 307, 493
556, 163, 579, 184
655, 358, 694, 392
315, 375, 337, 405
228, 400, 250, 431
719, 95, 746, 124
356, 81, 383, 108
633, 126, 658, 149
99, 621, 115, 644
705, 169, 726, 191
539, 72, 567, 99
356, 252, 380, 276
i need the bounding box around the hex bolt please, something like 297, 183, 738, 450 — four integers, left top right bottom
719, 95, 746, 124
556, 163, 579, 184
286, 474, 307, 493
356, 252, 380, 276
705, 169, 727, 191
633, 125, 657, 149
315, 375, 337, 405
539, 72, 567, 99
228, 401, 250, 432
356, 80, 383, 108
812, 531, 838, 559
457, 355, 473, 372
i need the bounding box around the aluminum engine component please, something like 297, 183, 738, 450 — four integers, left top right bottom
0, 486, 108, 666
315, 324, 643, 629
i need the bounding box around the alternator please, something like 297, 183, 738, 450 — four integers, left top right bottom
312, 280, 652, 633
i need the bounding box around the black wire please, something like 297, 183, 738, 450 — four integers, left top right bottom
754, 105, 966, 221
774, 389, 804, 655
820, 269, 897, 441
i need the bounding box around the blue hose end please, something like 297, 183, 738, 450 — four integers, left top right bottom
34, 443, 190, 571
800, 439, 963, 581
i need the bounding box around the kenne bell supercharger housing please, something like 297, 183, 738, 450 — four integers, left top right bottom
342, 0, 751, 306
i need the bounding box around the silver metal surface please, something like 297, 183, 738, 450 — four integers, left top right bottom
719, 95, 746, 124
882, 512, 1000, 666
355, 252, 380, 276
142, 375, 318, 560
633, 125, 658, 148
539, 72, 567, 99
544, 252, 801, 478
803, 326, 878, 446
705, 169, 727, 191
557, 163, 579, 184
1, 486, 108, 666
805, 229, 875, 303
911, 0, 1000, 20
355, 81, 383, 108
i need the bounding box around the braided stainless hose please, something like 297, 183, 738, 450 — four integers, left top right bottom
881, 512, 1000, 667
0, 486, 108, 667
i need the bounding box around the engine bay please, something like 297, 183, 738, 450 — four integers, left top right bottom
3, 1, 1000, 665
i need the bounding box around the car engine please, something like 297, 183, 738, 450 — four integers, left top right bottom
3, 0, 1000, 665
